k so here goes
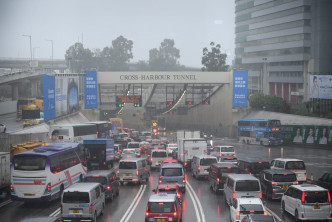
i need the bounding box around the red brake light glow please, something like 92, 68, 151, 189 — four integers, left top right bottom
301, 192, 305, 203
328, 192, 331, 203
232, 193, 236, 199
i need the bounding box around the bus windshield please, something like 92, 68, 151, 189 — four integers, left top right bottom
268, 120, 281, 127
13, 155, 47, 171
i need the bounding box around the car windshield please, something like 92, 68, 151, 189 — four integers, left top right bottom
119, 161, 137, 169
240, 204, 264, 212
161, 168, 183, 176
273, 174, 297, 182
305, 191, 329, 203
220, 147, 234, 152
235, 180, 260, 192
285, 161, 305, 170
83, 176, 107, 185
200, 158, 217, 166
63, 192, 89, 203
148, 202, 174, 213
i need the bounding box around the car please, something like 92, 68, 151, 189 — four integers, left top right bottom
281, 184, 332, 221
145, 193, 182, 222
237, 158, 270, 177
118, 158, 150, 185
152, 184, 183, 203
270, 158, 307, 183
114, 143, 123, 161
83, 170, 120, 201
210, 145, 236, 158
208, 162, 240, 193
230, 197, 267, 222
218, 156, 238, 164
172, 148, 178, 159
316, 172, 332, 194
121, 148, 137, 159
0, 123, 6, 133
159, 163, 186, 193
166, 143, 178, 155
191, 155, 218, 179
139, 141, 150, 154
258, 169, 298, 200
241, 215, 277, 222
161, 159, 178, 165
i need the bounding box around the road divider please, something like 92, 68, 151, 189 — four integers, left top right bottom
186, 181, 206, 222
0, 199, 12, 208
49, 208, 61, 217
120, 184, 146, 222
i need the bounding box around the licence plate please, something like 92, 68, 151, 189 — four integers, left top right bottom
24, 194, 34, 196
168, 182, 176, 184
126, 173, 131, 176
314, 205, 320, 209
226, 154, 230, 156
157, 219, 165, 222
73, 209, 79, 213
158, 161, 162, 163
283, 185, 288, 188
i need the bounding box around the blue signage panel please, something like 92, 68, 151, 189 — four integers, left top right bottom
232, 70, 248, 107
84, 70, 98, 109
43, 74, 56, 121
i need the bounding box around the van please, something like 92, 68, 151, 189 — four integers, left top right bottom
224, 174, 262, 206
237, 158, 270, 177
150, 150, 168, 170
159, 163, 186, 193
270, 158, 307, 183
83, 170, 120, 201
191, 155, 218, 179
118, 158, 150, 185
208, 163, 239, 193
210, 145, 236, 158
61, 182, 105, 222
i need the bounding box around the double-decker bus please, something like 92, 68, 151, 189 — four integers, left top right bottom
10, 143, 87, 202
238, 119, 283, 146
109, 118, 123, 133
49, 124, 98, 143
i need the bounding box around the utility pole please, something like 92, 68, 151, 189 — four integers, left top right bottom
22, 34, 32, 66
46, 39, 53, 69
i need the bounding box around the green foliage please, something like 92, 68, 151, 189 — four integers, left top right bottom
201, 42, 229, 71
107, 36, 133, 71
249, 93, 291, 113
149, 39, 181, 71
325, 112, 332, 119
293, 109, 319, 117
65, 42, 93, 72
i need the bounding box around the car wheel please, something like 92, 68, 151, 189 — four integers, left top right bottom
93, 212, 97, 222
281, 201, 286, 213
120, 181, 124, 186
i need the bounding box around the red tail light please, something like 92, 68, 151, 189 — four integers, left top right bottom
328, 192, 331, 203
217, 178, 220, 183
150, 157, 153, 162
301, 192, 305, 203
10, 184, 14, 192
145, 212, 149, 216
264, 211, 267, 215
89, 204, 93, 214
271, 182, 277, 185
245, 168, 248, 172
260, 192, 262, 199
197, 166, 200, 172
294, 181, 299, 184
136, 170, 139, 176
233, 153, 236, 156
249, 172, 252, 175
236, 211, 240, 219
184, 162, 187, 166
232, 193, 236, 199
117, 170, 119, 174
250, 210, 255, 213
174, 211, 177, 216
107, 186, 111, 191
183, 175, 186, 183
219, 153, 223, 156
159, 176, 162, 184
177, 192, 181, 199
45, 183, 51, 193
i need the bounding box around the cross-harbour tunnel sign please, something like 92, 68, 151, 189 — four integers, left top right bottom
97, 72, 231, 84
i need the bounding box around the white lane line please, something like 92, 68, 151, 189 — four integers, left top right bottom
186, 182, 201, 222
187, 181, 206, 222
49, 208, 60, 217
265, 206, 282, 222
0, 199, 12, 208
124, 184, 146, 222
119, 185, 144, 222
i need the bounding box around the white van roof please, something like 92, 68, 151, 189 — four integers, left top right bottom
64, 182, 100, 192
227, 174, 259, 181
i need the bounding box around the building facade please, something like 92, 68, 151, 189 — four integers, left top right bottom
234, 0, 332, 104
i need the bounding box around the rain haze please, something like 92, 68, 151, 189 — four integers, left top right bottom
0, 0, 235, 68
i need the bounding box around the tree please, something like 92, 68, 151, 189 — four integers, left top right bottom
201, 42, 229, 71
249, 93, 291, 113
107, 36, 133, 71
65, 42, 93, 72
149, 39, 181, 71
136, 60, 150, 71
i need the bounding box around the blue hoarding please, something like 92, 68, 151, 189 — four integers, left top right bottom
232, 70, 248, 107
43, 74, 56, 121
84, 70, 98, 109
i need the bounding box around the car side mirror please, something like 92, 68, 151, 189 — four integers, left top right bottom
206, 168, 210, 172
152, 189, 156, 193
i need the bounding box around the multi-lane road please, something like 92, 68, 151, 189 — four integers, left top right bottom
1, 139, 331, 222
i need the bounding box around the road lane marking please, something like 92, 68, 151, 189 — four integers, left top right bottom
123, 184, 146, 222
265, 206, 282, 222
187, 181, 206, 222
119, 184, 145, 222
186, 182, 201, 222
0, 199, 12, 208
49, 208, 60, 217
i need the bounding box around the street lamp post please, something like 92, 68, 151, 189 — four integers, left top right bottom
46, 39, 53, 69
22, 34, 32, 65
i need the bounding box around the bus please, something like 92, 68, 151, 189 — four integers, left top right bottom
85, 121, 112, 138
109, 118, 123, 133
10, 143, 87, 202
49, 124, 98, 143
238, 119, 283, 146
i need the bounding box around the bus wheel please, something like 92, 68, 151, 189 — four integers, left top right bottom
260, 141, 263, 146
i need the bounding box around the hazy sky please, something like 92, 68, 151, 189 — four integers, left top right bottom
0, 0, 235, 67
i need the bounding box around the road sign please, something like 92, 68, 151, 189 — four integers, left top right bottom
152, 120, 158, 127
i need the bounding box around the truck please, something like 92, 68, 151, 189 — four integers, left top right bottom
0, 152, 10, 197
177, 138, 208, 170
83, 139, 115, 170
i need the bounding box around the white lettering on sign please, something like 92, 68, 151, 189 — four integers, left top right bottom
119, 74, 197, 81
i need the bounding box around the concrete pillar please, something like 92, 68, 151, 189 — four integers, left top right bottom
11, 84, 19, 100
31, 80, 38, 97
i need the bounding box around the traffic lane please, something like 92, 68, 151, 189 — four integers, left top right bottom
111, 169, 198, 222
263, 198, 297, 222
186, 171, 232, 221
216, 140, 332, 180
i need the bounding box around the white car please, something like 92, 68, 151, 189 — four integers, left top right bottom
281, 184, 332, 221
0, 123, 6, 133
270, 158, 307, 183
166, 143, 177, 155
230, 198, 267, 222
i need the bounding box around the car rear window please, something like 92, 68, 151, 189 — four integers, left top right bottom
285, 161, 305, 170
235, 180, 260, 192
152, 151, 167, 158
161, 168, 183, 176
200, 158, 217, 166
273, 174, 297, 182
148, 202, 174, 213
119, 161, 137, 169
63, 192, 89, 203
83, 176, 107, 185
240, 204, 264, 213
158, 189, 177, 195
220, 147, 234, 152
249, 162, 270, 173
128, 143, 139, 148
305, 191, 329, 203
